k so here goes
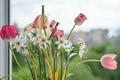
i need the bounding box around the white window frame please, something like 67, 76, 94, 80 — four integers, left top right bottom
0, 0, 12, 80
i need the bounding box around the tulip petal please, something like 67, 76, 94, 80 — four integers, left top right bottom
74, 13, 87, 26
100, 54, 117, 70
0, 25, 19, 40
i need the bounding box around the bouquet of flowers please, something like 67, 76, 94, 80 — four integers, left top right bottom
0, 5, 117, 80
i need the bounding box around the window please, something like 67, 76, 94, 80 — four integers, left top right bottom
0, 0, 119, 80
0, 0, 11, 80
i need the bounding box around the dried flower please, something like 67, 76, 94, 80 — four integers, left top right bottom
32, 15, 48, 29
50, 20, 56, 28
52, 29, 64, 40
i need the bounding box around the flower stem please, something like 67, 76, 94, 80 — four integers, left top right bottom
52, 42, 55, 80
29, 54, 38, 80
25, 57, 35, 80
43, 51, 46, 79
41, 5, 44, 25
62, 59, 68, 80
8, 42, 29, 77
60, 49, 64, 80
53, 56, 55, 80
0, 74, 23, 80
42, 5, 44, 20
42, 5, 47, 36
77, 59, 100, 65
38, 49, 42, 80
67, 24, 76, 40
44, 29, 47, 36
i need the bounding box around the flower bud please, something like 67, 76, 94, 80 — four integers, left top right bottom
100, 54, 117, 70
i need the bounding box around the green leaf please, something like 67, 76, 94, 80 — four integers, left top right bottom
71, 44, 80, 53
66, 73, 74, 78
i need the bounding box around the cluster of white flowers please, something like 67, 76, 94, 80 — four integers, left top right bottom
11, 24, 37, 55
11, 25, 69, 55
11, 23, 86, 59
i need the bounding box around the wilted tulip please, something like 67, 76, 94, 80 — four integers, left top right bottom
33, 15, 48, 29
52, 29, 64, 40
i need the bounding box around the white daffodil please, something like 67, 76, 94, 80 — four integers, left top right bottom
79, 44, 86, 57
65, 41, 73, 54
77, 38, 85, 44
77, 37, 86, 58
17, 33, 29, 46
37, 35, 51, 49
79, 49, 85, 57
66, 41, 72, 49
12, 37, 25, 52
56, 36, 68, 49
22, 24, 38, 41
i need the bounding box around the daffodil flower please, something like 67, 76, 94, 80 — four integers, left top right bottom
56, 36, 68, 49
12, 37, 25, 52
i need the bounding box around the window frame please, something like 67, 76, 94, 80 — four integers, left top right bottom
0, 0, 11, 80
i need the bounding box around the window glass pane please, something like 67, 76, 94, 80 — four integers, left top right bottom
11, 0, 120, 80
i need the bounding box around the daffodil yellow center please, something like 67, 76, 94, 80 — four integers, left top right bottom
42, 38, 46, 42
16, 41, 20, 46
60, 40, 64, 44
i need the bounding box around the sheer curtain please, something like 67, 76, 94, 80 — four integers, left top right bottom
0, 0, 11, 80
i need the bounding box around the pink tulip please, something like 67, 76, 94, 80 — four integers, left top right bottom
0, 25, 19, 40
52, 29, 64, 40
50, 20, 56, 29
100, 54, 117, 70
32, 15, 48, 29
74, 13, 87, 26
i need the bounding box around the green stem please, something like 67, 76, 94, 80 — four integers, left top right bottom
77, 59, 100, 65
38, 49, 42, 80
42, 5, 44, 21
54, 22, 60, 28
29, 54, 38, 80
40, 55, 42, 80
64, 57, 69, 80
8, 42, 29, 77
42, 50, 46, 79
44, 29, 47, 36
67, 24, 76, 40
41, 5, 44, 25
42, 5, 47, 36
52, 42, 56, 80
60, 49, 64, 80
26, 57, 35, 80
0, 74, 23, 80
54, 56, 55, 80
